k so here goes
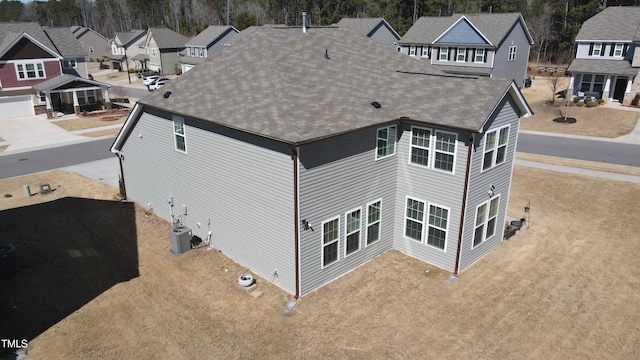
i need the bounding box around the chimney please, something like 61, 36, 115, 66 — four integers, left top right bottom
302, 12, 308, 34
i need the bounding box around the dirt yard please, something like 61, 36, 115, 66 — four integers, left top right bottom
520, 76, 639, 137
1, 168, 639, 359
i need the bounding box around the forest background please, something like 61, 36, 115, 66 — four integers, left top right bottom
1, 0, 639, 64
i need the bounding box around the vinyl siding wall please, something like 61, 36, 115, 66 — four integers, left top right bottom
431, 46, 494, 68
576, 42, 636, 62
119, 108, 297, 294
298, 127, 397, 295
368, 24, 400, 48
491, 22, 531, 87
160, 49, 182, 75
393, 123, 468, 271
458, 95, 520, 271
207, 30, 238, 58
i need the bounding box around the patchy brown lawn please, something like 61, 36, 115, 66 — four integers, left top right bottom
520, 76, 639, 137
1, 167, 639, 359
51, 115, 127, 132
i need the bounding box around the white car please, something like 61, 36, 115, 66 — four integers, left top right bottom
143, 75, 161, 86
148, 78, 170, 91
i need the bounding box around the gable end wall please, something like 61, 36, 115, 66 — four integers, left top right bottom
491, 22, 530, 87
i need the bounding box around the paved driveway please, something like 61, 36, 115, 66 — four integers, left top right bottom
0, 115, 90, 154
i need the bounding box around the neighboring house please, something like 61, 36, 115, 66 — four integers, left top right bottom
42, 27, 89, 79
140, 28, 189, 75
71, 26, 109, 61
0, 22, 104, 119
33, 74, 111, 117
335, 17, 400, 49
180, 25, 239, 73
109, 30, 146, 71
399, 13, 534, 88
111, 26, 531, 297
567, 6, 640, 104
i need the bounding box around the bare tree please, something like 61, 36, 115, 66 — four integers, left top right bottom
546, 72, 563, 105
170, 0, 182, 32
528, 3, 555, 63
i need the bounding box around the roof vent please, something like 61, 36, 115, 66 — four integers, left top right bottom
163, 91, 172, 98
324, 49, 330, 59
371, 101, 381, 109
302, 12, 308, 34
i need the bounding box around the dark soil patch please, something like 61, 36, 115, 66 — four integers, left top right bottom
553, 117, 577, 124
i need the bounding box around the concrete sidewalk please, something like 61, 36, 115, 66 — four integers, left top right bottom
515, 159, 640, 183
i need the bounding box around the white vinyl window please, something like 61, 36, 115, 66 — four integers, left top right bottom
508, 46, 517, 61
199, 48, 204, 57
409, 127, 457, 173
15, 62, 46, 80
592, 43, 602, 56
376, 126, 396, 160
76, 90, 96, 106
474, 48, 485, 63
482, 125, 510, 171
456, 47, 466, 62
410, 126, 431, 167
439, 46, 449, 61
427, 204, 448, 250
345, 208, 361, 257
151, 48, 157, 57
433, 131, 457, 173
366, 200, 381, 246
322, 217, 340, 268
173, 115, 187, 152
614, 43, 624, 57
189, 47, 195, 56
422, 46, 430, 57
62, 59, 77, 69
405, 197, 425, 242
473, 196, 500, 247
409, 45, 416, 56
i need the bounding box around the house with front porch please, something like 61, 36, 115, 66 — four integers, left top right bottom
109, 30, 146, 71
398, 13, 533, 88
0, 22, 107, 119
111, 26, 531, 297
567, 7, 640, 104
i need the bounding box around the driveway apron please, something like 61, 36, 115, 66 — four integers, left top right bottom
0, 115, 88, 153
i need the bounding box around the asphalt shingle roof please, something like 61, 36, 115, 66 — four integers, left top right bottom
575, 6, 640, 41
43, 27, 87, 57
336, 18, 399, 39
148, 28, 188, 49
568, 58, 640, 76
0, 22, 57, 54
115, 30, 146, 47
33, 74, 109, 92
186, 26, 238, 47
139, 26, 522, 144
400, 13, 531, 46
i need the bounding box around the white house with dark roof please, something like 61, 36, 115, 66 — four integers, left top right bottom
567, 6, 640, 104
180, 25, 239, 73
335, 18, 400, 49
109, 30, 147, 71
399, 13, 533, 88
111, 26, 531, 297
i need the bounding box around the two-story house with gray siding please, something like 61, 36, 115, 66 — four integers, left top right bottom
109, 30, 146, 71
141, 28, 189, 75
111, 26, 531, 297
399, 13, 533, 88
71, 26, 109, 61
567, 7, 640, 104
180, 26, 239, 73
335, 18, 401, 49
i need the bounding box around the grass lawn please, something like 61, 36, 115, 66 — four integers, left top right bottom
1, 167, 639, 359
520, 76, 639, 137
51, 115, 127, 132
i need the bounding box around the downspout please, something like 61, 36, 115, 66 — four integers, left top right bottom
454, 132, 474, 275
292, 146, 300, 299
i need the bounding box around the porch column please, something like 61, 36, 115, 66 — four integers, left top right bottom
73, 90, 80, 115
104, 88, 112, 110
603, 76, 611, 100
623, 78, 633, 104
45, 92, 54, 119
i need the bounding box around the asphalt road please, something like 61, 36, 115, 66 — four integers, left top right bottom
0, 138, 115, 179
517, 133, 640, 167
110, 85, 149, 101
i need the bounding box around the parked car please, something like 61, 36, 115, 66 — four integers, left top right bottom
143, 75, 161, 86
148, 78, 170, 91
136, 69, 156, 78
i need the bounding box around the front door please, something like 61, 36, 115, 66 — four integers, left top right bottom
613, 77, 627, 102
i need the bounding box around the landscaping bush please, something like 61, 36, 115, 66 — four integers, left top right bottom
576, 101, 585, 107
586, 100, 599, 107
632, 94, 640, 106
597, 98, 605, 105
584, 96, 593, 103
573, 97, 581, 103
128, 68, 136, 73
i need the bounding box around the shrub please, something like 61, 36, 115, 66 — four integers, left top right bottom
128, 68, 136, 73
632, 94, 640, 106
573, 97, 581, 103
584, 96, 593, 103
586, 100, 599, 107
597, 98, 605, 104
576, 101, 585, 107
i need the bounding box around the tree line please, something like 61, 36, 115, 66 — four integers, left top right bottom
1, 0, 639, 64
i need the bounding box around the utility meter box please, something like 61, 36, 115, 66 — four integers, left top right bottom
169, 226, 192, 255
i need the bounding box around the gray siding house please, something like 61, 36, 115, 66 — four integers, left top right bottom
180, 25, 239, 73
335, 18, 401, 49
141, 28, 189, 75
71, 26, 109, 61
567, 7, 640, 104
399, 13, 533, 88
112, 26, 531, 297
